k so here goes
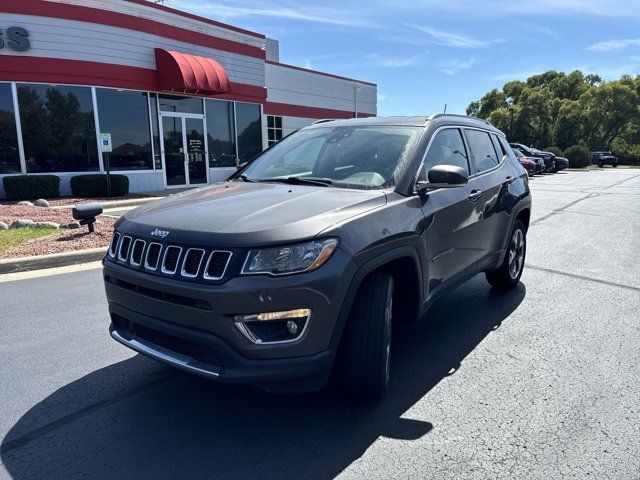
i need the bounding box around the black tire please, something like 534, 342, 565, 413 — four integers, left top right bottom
613, 163, 618, 168
485, 220, 526, 290
598, 161, 604, 168
341, 273, 394, 398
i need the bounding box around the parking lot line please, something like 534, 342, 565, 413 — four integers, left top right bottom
0, 261, 103, 283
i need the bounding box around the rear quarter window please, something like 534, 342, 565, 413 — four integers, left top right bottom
465, 129, 500, 173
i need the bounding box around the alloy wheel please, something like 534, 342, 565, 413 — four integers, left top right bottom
508, 228, 525, 279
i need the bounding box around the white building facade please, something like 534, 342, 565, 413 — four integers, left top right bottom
0, 0, 377, 197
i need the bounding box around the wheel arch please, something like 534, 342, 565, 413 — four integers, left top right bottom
329, 246, 423, 350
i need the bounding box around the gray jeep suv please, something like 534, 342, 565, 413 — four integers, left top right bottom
103, 115, 531, 398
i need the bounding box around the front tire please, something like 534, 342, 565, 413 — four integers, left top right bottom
341, 273, 394, 398
485, 220, 526, 290
598, 161, 604, 168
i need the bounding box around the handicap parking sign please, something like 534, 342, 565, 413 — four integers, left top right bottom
100, 133, 112, 152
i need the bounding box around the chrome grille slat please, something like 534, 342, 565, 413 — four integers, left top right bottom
109, 232, 121, 258
129, 239, 146, 266
181, 248, 205, 278
203, 250, 233, 280
144, 243, 162, 271
117, 236, 132, 262
161, 246, 182, 275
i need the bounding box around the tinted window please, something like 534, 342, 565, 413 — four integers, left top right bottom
491, 134, 508, 163
96, 88, 152, 170
18, 84, 99, 173
205, 100, 236, 168
158, 94, 203, 114
421, 128, 469, 179
465, 129, 499, 172
235, 103, 262, 162
0, 83, 20, 174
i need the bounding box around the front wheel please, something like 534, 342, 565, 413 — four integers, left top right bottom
598, 161, 604, 168
340, 273, 394, 398
485, 220, 527, 290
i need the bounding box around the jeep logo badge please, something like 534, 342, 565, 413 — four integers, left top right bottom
151, 228, 170, 238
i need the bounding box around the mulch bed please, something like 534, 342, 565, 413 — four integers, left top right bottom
0, 204, 115, 259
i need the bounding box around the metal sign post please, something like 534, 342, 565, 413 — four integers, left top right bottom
100, 133, 113, 197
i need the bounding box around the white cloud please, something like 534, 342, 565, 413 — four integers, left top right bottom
488, 70, 541, 82
588, 38, 640, 52
411, 25, 503, 48
440, 57, 475, 75
378, 93, 387, 102
174, 1, 379, 28
365, 53, 423, 68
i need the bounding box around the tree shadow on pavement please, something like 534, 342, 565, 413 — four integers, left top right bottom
1, 276, 525, 480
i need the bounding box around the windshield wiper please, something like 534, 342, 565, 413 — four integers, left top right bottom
234, 174, 254, 182
259, 176, 332, 187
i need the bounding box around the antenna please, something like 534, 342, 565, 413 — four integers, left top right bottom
443, 103, 447, 114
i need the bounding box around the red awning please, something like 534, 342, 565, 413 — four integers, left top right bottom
155, 48, 231, 95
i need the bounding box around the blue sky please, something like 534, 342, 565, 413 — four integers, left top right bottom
172, 0, 640, 116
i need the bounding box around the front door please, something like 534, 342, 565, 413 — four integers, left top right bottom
161, 114, 208, 188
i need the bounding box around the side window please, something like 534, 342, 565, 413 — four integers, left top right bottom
465, 129, 499, 173
420, 128, 469, 180
491, 135, 508, 163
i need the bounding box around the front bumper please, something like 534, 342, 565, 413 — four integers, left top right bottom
103, 248, 357, 387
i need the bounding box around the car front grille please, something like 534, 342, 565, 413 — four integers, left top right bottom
107, 232, 233, 282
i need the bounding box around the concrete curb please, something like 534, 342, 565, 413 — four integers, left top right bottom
0, 247, 107, 275
54, 196, 162, 210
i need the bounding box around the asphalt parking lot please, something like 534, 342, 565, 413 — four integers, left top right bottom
1, 168, 639, 479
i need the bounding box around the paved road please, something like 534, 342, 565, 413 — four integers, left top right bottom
1, 169, 639, 479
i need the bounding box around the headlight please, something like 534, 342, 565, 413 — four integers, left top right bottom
241, 238, 338, 276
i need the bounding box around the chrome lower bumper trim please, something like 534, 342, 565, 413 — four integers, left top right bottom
110, 329, 220, 378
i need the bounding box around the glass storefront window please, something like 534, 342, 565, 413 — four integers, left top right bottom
18, 83, 99, 173
96, 88, 153, 170
0, 83, 21, 174
205, 99, 237, 168
149, 93, 162, 169
158, 94, 203, 114
236, 102, 263, 162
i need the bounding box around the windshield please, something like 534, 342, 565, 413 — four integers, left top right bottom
237, 125, 422, 190
512, 148, 524, 157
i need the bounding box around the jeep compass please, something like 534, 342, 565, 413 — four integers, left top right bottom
104, 115, 531, 398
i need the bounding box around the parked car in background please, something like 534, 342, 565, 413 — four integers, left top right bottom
554, 156, 569, 172
592, 151, 618, 168
511, 148, 539, 176
103, 115, 532, 398
510, 143, 555, 173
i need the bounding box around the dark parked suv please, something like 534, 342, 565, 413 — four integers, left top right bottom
104, 115, 531, 397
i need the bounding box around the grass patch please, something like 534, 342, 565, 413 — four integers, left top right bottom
0, 227, 58, 255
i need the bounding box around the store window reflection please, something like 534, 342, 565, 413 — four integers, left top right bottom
96, 88, 153, 170
0, 83, 20, 174
18, 83, 99, 173
205, 100, 236, 167
236, 102, 262, 162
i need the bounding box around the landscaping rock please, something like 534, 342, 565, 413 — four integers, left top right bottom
34, 221, 60, 229
63, 221, 81, 229
9, 219, 36, 229
0, 221, 8, 230
34, 199, 50, 207
17, 201, 34, 206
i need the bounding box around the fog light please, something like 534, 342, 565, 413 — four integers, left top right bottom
234, 308, 311, 344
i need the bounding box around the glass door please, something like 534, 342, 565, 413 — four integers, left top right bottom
185, 117, 207, 185
160, 114, 209, 188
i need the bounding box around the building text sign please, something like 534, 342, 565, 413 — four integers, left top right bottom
0, 27, 30, 52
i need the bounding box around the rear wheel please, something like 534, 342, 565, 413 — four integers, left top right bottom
485, 220, 526, 290
341, 273, 394, 398
598, 160, 604, 168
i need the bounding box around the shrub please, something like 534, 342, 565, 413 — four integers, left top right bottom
70, 174, 129, 197
2, 175, 60, 200
564, 144, 591, 168
544, 146, 564, 157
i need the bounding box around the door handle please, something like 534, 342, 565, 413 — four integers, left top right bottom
468, 190, 483, 201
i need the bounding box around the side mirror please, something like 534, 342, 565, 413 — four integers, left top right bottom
416, 165, 468, 193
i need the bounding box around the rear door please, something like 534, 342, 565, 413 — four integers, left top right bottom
418, 127, 484, 297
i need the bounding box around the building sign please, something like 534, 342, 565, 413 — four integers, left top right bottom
0, 27, 30, 52
100, 133, 112, 153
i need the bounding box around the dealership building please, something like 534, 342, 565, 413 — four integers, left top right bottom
0, 0, 377, 197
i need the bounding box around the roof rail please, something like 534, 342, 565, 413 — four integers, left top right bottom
311, 119, 335, 125
426, 113, 493, 126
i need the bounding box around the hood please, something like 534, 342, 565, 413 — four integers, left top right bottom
118, 182, 387, 247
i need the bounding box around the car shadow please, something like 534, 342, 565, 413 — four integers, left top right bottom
1, 275, 525, 480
